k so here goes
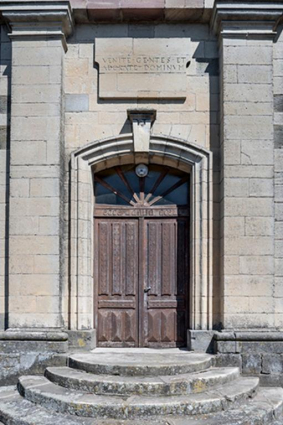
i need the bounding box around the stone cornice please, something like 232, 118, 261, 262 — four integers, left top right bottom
211, 1, 283, 38
0, 1, 73, 50
62, 0, 214, 24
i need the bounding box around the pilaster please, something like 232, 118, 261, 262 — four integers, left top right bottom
1, 1, 73, 329
212, 1, 283, 331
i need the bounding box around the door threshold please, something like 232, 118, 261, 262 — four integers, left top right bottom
91, 347, 190, 353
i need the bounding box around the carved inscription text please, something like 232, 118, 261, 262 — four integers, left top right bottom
99, 56, 187, 74
94, 207, 189, 218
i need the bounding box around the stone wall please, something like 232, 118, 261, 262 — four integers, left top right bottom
63, 22, 222, 329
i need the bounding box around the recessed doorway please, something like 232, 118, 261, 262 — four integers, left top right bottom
93, 164, 190, 347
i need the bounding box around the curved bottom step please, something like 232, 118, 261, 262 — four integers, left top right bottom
0, 386, 282, 425
18, 375, 259, 419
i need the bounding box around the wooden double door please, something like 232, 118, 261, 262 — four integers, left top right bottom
94, 206, 189, 348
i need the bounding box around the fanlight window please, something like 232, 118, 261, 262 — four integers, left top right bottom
94, 164, 189, 206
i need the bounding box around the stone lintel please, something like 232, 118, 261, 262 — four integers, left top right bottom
128, 109, 156, 153
211, 1, 283, 38
0, 1, 73, 51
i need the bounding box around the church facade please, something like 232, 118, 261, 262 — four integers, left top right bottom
0, 0, 283, 386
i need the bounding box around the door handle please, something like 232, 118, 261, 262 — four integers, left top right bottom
144, 286, 151, 293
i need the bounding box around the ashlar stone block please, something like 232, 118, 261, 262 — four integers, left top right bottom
262, 354, 283, 374
65, 94, 89, 112
224, 276, 273, 297
249, 179, 274, 197
12, 46, 62, 67
224, 84, 272, 103
245, 217, 274, 236
239, 256, 274, 275
224, 116, 273, 140
224, 45, 273, 65
242, 354, 261, 375
237, 65, 272, 84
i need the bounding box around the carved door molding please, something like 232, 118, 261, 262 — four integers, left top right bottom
70, 133, 213, 333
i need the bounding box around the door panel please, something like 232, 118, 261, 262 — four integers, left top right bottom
95, 215, 189, 348
95, 219, 139, 347
142, 218, 189, 347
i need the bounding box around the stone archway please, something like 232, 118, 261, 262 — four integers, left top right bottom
70, 132, 213, 339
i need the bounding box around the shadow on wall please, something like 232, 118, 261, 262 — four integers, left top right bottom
0, 25, 11, 331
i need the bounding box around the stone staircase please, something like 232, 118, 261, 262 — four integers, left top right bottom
0, 349, 282, 424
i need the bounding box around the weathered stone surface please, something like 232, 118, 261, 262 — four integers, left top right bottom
0, 386, 281, 425
216, 341, 236, 354
0, 348, 280, 424
215, 354, 242, 368
0, 331, 68, 385
262, 354, 283, 375
242, 354, 261, 375
17, 375, 259, 419
68, 351, 214, 377
0, 352, 67, 386
275, 125, 283, 148
67, 330, 96, 350
275, 94, 283, 113
187, 330, 216, 354
0, 127, 8, 150
240, 342, 283, 355
45, 366, 239, 396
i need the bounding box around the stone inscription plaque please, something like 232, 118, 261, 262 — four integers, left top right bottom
95, 38, 191, 99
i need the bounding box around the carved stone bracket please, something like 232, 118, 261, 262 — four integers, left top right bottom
127, 109, 156, 153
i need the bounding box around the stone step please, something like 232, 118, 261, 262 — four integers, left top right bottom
18, 375, 259, 419
0, 386, 91, 425
0, 385, 282, 425
45, 366, 239, 396
171, 387, 283, 425
68, 351, 214, 377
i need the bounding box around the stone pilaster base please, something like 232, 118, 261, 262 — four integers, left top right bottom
67, 329, 96, 351
215, 331, 283, 386
0, 330, 68, 385
187, 330, 216, 353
